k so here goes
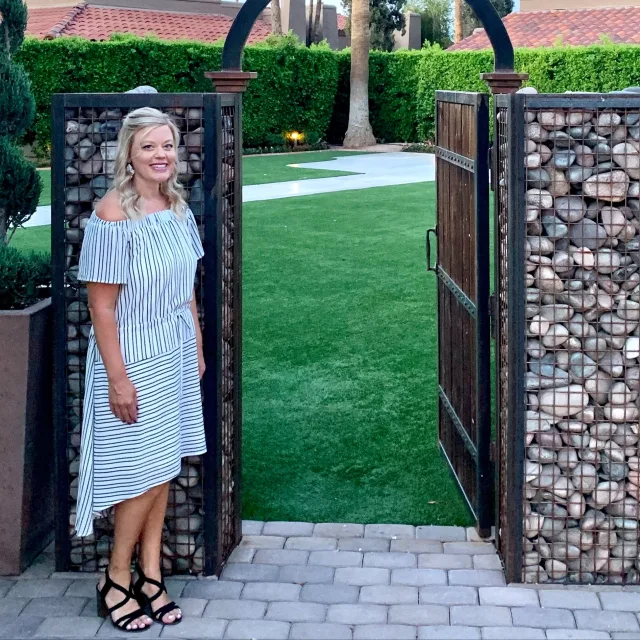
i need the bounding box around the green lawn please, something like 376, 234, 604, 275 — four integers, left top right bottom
15, 181, 472, 526
242, 182, 470, 525
243, 150, 363, 185
38, 168, 51, 207
36, 151, 363, 207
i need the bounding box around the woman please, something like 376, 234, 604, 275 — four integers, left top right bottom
77, 107, 207, 632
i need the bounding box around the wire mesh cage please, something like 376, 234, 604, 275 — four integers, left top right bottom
51, 93, 242, 576
495, 93, 640, 585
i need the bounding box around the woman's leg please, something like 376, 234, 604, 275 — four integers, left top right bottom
98, 488, 160, 630
137, 482, 182, 624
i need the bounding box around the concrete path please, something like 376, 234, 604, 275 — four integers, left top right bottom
24, 153, 435, 228
2, 521, 639, 639
243, 152, 435, 203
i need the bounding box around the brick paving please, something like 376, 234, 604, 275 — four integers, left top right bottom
2, 523, 640, 639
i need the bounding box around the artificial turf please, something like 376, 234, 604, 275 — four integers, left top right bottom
37, 168, 51, 207
13, 180, 472, 527
241, 182, 470, 525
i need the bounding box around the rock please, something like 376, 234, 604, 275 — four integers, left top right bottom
596, 112, 622, 135
555, 196, 587, 222
548, 131, 574, 148
539, 385, 590, 417
613, 142, 640, 179
571, 463, 599, 492
535, 266, 564, 294
527, 167, 551, 190
526, 189, 553, 209
526, 123, 549, 142
567, 165, 594, 183
126, 85, 158, 93
583, 170, 630, 202
539, 110, 566, 129
550, 150, 576, 169
594, 249, 622, 275
185, 127, 203, 154
600, 206, 627, 236
77, 139, 96, 161
542, 215, 568, 239
569, 219, 608, 250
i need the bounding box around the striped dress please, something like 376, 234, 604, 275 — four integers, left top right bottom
75, 208, 207, 537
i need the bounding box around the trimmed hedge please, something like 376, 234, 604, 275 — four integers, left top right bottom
415, 44, 640, 141
16, 35, 340, 153
14, 36, 640, 152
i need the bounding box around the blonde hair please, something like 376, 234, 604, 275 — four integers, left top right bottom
112, 107, 187, 220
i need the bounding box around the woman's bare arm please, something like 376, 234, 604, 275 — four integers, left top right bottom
87, 282, 138, 424
88, 193, 138, 424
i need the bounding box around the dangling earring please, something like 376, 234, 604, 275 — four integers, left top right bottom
126, 163, 135, 175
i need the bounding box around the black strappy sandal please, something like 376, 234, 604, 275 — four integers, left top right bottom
96, 568, 151, 633
133, 563, 182, 626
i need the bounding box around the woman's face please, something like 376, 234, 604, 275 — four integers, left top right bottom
129, 125, 176, 184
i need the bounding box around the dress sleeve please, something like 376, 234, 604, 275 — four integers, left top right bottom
78, 216, 131, 284
186, 208, 205, 259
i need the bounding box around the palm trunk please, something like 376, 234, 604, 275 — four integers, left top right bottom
307, 0, 314, 46
271, 0, 283, 36
343, 0, 376, 149
454, 0, 463, 42
312, 0, 322, 44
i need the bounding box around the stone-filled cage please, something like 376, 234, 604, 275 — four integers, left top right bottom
51, 93, 242, 576
494, 92, 640, 585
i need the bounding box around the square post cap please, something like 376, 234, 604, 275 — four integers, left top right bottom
205, 71, 258, 93
481, 72, 529, 95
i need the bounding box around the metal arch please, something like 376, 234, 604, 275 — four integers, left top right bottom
221, 0, 515, 73
465, 0, 514, 71
222, 0, 271, 70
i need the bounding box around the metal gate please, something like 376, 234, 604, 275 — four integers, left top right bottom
428, 91, 492, 536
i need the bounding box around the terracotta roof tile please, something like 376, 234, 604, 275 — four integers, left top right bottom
337, 13, 348, 31
26, 3, 271, 44
26, 5, 78, 38
449, 7, 640, 51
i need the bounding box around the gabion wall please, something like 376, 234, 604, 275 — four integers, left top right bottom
504, 94, 640, 584
52, 94, 241, 575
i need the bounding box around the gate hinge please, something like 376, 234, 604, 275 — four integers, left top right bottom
489, 293, 497, 340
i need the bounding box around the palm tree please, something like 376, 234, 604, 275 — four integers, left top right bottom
312, 0, 323, 44
271, 0, 283, 35
454, 0, 463, 42
343, 0, 376, 148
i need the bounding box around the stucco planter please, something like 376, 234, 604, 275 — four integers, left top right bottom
0, 298, 54, 575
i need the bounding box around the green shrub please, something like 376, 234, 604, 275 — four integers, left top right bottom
0, 243, 50, 310
0, 0, 42, 240
414, 44, 640, 141
14, 35, 640, 153
15, 35, 339, 153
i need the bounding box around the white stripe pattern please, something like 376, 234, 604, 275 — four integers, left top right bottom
75, 208, 206, 537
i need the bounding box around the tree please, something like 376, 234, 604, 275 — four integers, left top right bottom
462, 0, 513, 39
312, 0, 323, 45
407, 0, 451, 48
0, 0, 41, 244
271, 0, 283, 36
343, 0, 376, 148
454, 0, 462, 42
342, 0, 406, 52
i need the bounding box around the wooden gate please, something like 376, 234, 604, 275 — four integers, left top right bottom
427, 91, 492, 536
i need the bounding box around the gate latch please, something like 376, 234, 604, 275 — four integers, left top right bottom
426, 228, 437, 272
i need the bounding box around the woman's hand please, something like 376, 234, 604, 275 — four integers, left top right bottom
198, 347, 206, 380
108, 376, 138, 424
